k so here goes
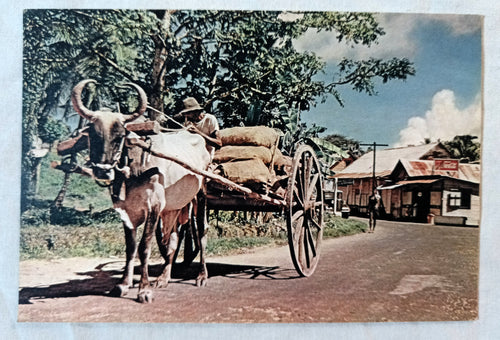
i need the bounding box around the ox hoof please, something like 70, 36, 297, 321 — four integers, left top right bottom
137, 290, 153, 303
196, 275, 208, 287
153, 279, 169, 289
109, 284, 129, 297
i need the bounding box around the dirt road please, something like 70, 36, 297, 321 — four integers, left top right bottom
18, 219, 478, 323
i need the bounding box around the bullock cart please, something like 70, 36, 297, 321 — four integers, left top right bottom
128, 131, 324, 278
59, 79, 321, 301
57, 119, 324, 278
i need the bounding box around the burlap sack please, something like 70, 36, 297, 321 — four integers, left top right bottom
213, 145, 273, 164
219, 126, 279, 148
218, 159, 270, 185
274, 152, 293, 172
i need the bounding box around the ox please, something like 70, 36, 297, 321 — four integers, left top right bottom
71, 79, 210, 303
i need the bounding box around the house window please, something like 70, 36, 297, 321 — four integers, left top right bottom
449, 190, 471, 209
449, 191, 461, 207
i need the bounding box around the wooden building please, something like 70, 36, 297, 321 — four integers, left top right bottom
334, 143, 451, 216
380, 159, 480, 225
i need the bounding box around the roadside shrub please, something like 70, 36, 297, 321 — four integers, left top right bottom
21, 203, 121, 227
323, 216, 367, 238
19, 210, 367, 260
21, 207, 51, 225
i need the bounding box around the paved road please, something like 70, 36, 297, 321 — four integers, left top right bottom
18, 219, 478, 322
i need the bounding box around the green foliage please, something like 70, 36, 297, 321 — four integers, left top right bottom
323, 134, 364, 158
22, 9, 416, 210
336, 57, 415, 95
19, 223, 125, 260
36, 151, 111, 211
443, 135, 481, 163
323, 215, 367, 237
20, 211, 367, 260
22, 9, 160, 208
21, 203, 120, 227
39, 116, 70, 145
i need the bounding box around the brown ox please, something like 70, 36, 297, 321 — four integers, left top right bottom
71, 79, 210, 303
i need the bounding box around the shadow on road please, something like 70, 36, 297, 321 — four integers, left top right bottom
19, 260, 299, 304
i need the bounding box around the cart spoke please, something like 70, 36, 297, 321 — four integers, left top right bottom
292, 216, 304, 244
302, 222, 311, 269
301, 170, 308, 202
292, 186, 304, 208
310, 215, 322, 231
296, 221, 305, 263
305, 224, 317, 258
305, 154, 313, 181
291, 209, 304, 222
301, 154, 310, 198
306, 173, 319, 201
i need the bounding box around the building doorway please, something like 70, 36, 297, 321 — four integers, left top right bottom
412, 190, 430, 222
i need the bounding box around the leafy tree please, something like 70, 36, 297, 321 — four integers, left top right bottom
22, 9, 415, 210
443, 135, 480, 163
22, 10, 160, 210
324, 134, 363, 157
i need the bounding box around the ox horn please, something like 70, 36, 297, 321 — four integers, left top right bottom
120, 83, 148, 122
71, 79, 98, 121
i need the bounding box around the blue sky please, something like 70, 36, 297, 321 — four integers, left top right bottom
295, 13, 482, 148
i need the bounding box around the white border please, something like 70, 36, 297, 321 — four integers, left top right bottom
2, 1, 499, 339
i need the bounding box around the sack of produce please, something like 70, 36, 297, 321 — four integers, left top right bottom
213, 145, 273, 164
218, 126, 279, 148
217, 159, 270, 186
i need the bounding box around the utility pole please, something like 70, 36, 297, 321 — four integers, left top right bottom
360, 142, 388, 191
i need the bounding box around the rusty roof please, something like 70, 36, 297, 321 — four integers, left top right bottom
378, 178, 441, 190
400, 159, 481, 183
397, 178, 441, 185
333, 143, 451, 179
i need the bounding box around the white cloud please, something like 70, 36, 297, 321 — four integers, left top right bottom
293, 13, 417, 61
293, 13, 481, 62
395, 90, 482, 147
427, 14, 482, 36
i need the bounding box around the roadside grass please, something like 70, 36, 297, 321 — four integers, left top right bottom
20, 209, 367, 260
20, 150, 367, 260
323, 215, 367, 237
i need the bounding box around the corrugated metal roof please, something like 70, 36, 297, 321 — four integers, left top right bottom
378, 178, 441, 190
397, 178, 441, 185
400, 159, 480, 183
334, 143, 450, 178
334, 170, 393, 179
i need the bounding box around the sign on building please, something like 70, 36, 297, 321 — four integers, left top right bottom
337, 179, 354, 186
435, 159, 459, 171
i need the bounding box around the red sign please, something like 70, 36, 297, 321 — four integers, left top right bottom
434, 159, 459, 171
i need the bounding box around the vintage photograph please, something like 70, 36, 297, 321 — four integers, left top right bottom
18, 9, 481, 323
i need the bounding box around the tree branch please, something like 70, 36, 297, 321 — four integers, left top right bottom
94, 50, 136, 83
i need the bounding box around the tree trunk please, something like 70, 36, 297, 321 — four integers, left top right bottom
52, 116, 85, 209
149, 10, 173, 121
52, 169, 71, 210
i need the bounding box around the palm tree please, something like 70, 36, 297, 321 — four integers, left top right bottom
444, 135, 480, 163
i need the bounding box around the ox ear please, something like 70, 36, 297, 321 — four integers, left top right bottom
117, 83, 148, 122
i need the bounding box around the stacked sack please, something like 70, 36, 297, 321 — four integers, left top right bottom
213, 126, 290, 192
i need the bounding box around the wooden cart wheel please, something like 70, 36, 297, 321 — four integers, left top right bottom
285, 144, 324, 277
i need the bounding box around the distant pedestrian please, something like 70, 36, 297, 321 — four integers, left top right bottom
368, 189, 382, 233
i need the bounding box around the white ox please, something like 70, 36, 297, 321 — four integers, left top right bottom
71, 79, 210, 303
